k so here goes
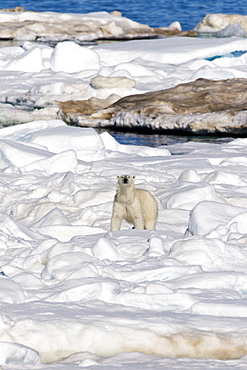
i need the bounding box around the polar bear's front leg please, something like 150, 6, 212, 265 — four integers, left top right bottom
111, 202, 124, 231
129, 202, 144, 229
133, 215, 144, 229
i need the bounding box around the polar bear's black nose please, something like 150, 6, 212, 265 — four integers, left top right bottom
123, 178, 128, 184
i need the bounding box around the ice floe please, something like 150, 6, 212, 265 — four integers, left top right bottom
0, 31, 247, 132
0, 9, 155, 41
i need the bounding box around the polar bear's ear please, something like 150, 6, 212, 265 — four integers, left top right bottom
117, 175, 120, 179
133, 176, 136, 180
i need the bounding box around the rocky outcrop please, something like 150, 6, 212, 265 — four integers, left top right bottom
58, 78, 247, 134
0, 9, 156, 41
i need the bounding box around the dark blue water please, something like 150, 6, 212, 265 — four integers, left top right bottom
1, 0, 246, 31
94, 129, 234, 147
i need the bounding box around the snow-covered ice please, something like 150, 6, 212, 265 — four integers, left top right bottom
0, 10, 155, 41
1, 33, 247, 126
1, 9, 247, 370
0, 119, 247, 369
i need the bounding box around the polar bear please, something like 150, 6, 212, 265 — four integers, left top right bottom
110, 174, 158, 231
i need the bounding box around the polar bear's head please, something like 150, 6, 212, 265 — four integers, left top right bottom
117, 174, 136, 186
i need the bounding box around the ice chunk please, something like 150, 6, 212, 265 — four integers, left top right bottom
162, 184, 225, 210
4, 47, 44, 72
28, 126, 106, 161
21, 149, 78, 175
0, 342, 40, 366
92, 236, 119, 261
50, 41, 100, 73
0, 277, 25, 304
215, 22, 247, 37
187, 201, 247, 237
91, 75, 136, 89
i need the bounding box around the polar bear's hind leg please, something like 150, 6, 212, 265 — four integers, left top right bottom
144, 218, 157, 230
137, 190, 158, 230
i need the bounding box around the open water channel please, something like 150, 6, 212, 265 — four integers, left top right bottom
95, 128, 235, 147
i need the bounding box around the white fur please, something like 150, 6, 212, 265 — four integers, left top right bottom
111, 174, 158, 231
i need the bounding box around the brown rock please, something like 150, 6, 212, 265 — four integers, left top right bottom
58, 78, 247, 134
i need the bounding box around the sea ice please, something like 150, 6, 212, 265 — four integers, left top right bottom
0, 35, 247, 128
0, 120, 245, 368
0, 10, 155, 41
1, 10, 247, 370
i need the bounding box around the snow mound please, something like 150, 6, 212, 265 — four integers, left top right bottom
50, 41, 100, 73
